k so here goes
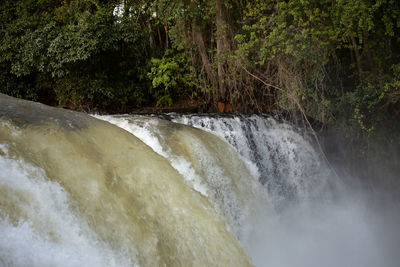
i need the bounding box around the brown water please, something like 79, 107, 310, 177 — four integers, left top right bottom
0, 94, 254, 266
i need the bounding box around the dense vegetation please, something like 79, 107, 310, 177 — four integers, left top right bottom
1, 1, 400, 176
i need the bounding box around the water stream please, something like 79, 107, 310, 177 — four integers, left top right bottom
1, 94, 399, 266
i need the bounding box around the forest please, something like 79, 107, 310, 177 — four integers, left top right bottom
1, 1, 399, 147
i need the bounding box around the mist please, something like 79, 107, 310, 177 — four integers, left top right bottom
248, 147, 400, 267
1, 97, 399, 267
171, 114, 400, 267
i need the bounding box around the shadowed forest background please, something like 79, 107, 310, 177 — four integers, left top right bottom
1, 0, 399, 190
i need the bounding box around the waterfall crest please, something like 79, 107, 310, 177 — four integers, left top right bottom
0, 94, 252, 267
2, 94, 398, 267
171, 115, 333, 209
94, 115, 274, 247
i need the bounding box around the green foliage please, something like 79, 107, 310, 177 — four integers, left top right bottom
0, 0, 154, 110
232, 0, 400, 132
1, 0, 398, 189
148, 49, 199, 107
338, 64, 400, 136
0, 0, 399, 134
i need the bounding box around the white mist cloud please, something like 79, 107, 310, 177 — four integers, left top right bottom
248, 187, 400, 267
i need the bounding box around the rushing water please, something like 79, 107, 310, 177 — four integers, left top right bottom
1, 94, 399, 267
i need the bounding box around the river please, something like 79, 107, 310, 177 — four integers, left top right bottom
1, 94, 399, 266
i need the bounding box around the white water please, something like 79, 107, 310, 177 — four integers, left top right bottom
93, 115, 273, 248
92, 115, 209, 197
1, 94, 399, 267
172, 115, 400, 267
96, 113, 400, 267
0, 145, 135, 267
172, 115, 332, 209
1, 94, 253, 266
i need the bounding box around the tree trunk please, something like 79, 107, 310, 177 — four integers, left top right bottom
363, 29, 376, 77
193, 24, 215, 85
165, 25, 169, 49
148, 22, 155, 50
215, 0, 226, 101
349, 33, 362, 77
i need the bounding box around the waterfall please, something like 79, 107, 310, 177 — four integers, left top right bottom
1, 94, 399, 267
92, 115, 274, 248
0, 147, 134, 267
0, 94, 252, 267
171, 114, 333, 209
94, 114, 333, 211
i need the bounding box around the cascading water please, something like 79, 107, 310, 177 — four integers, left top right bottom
0, 94, 252, 267
92, 114, 274, 247
171, 114, 333, 210
1, 94, 399, 267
